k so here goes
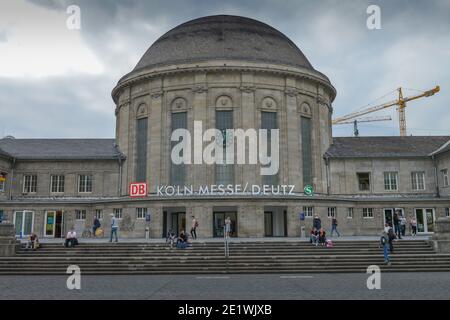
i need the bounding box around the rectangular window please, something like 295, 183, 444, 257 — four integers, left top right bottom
301, 116, 312, 187
23, 175, 37, 193
0, 210, 4, 223
216, 110, 234, 186
445, 208, 449, 218
113, 208, 122, 219
362, 208, 374, 219
261, 111, 278, 186
50, 175, 65, 193
170, 112, 187, 186
136, 207, 147, 219
384, 172, 398, 191
442, 169, 449, 187
347, 208, 354, 219
411, 171, 425, 190
357, 172, 371, 191
94, 209, 103, 220
136, 117, 148, 182
303, 206, 314, 218
78, 175, 93, 193
327, 207, 336, 218
0, 172, 6, 192
75, 210, 87, 220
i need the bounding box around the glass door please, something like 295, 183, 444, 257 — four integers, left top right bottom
383, 209, 394, 227
415, 208, 435, 233
14, 211, 34, 237
425, 209, 435, 233
264, 211, 273, 236
213, 212, 237, 237
45, 211, 56, 237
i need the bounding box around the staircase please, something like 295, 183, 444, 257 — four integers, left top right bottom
1, 240, 449, 275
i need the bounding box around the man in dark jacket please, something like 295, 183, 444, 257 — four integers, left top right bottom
93, 217, 101, 237
393, 211, 402, 239
313, 215, 321, 231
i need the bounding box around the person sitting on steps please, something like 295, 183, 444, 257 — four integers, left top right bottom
65, 228, 79, 248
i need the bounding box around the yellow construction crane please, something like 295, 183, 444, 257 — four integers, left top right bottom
332, 86, 440, 136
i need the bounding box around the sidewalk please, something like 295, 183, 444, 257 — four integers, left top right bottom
22, 235, 430, 244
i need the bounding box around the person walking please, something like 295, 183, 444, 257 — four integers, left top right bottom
400, 214, 407, 237
190, 216, 198, 239
388, 227, 396, 253
224, 216, 231, 238
109, 213, 118, 243
410, 217, 417, 236
330, 217, 340, 237
393, 211, 402, 239
380, 231, 391, 264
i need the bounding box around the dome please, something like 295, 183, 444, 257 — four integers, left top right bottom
132, 15, 314, 73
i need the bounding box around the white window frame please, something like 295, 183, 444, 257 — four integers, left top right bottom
23, 174, 37, 193
362, 208, 374, 219
327, 207, 336, 218
411, 171, 425, 191
50, 174, 65, 193
13, 210, 35, 237
303, 206, 314, 218
136, 207, 147, 219
75, 210, 87, 221
94, 209, 103, 220
384, 172, 398, 191
113, 208, 123, 220
78, 174, 93, 193
442, 169, 449, 187
347, 208, 354, 219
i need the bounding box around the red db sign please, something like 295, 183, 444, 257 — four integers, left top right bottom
130, 182, 148, 198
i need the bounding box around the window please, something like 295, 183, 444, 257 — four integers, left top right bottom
136, 117, 148, 182
362, 208, 374, 219
113, 208, 122, 219
384, 172, 398, 191
75, 210, 87, 220
347, 208, 354, 219
50, 175, 65, 193
0, 210, 4, 223
78, 175, 92, 193
446, 208, 449, 218
0, 172, 6, 192
303, 206, 314, 218
411, 171, 425, 190
23, 175, 37, 193
327, 207, 336, 218
216, 110, 234, 186
261, 111, 278, 186
301, 116, 312, 187
357, 173, 371, 191
136, 207, 147, 219
170, 112, 187, 186
442, 169, 449, 187
94, 209, 103, 220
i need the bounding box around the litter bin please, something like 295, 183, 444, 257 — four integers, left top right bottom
300, 226, 305, 238
145, 226, 149, 239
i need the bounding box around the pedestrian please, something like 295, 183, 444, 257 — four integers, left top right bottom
177, 229, 188, 248
166, 229, 176, 247
410, 217, 417, 236
384, 223, 392, 234
388, 227, 396, 253
93, 216, 101, 237
224, 216, 231, 238
190, 215, 198, 239
28, 233, 39, 250
330, 216, 340, 237
318, 228, 327, 246
309, 228, 318, 245
313, 215, 321, 231
400, 214, 407, 237
393, 211, 402, 239
380, 231, 390, 265
109, 213, 118, 243
65, 228, 79, 248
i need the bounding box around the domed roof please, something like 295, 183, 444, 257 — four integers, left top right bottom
132, 15, 314, 73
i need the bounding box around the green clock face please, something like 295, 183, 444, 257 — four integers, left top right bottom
304, 185, 314, 196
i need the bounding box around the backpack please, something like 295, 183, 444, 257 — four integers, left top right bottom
195, 221, 199, 228
380, 236, 387, 245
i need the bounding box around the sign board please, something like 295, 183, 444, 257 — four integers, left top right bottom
145, 213, 151, 222
304, 185, 314, 196
130, 182, 148, 198
299, 212, 305, 221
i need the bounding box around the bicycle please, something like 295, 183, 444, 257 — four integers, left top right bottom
82, 227, 104, 238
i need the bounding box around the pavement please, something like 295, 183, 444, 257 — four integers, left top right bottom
0, 272, 449, 300
21, 235, 430, 244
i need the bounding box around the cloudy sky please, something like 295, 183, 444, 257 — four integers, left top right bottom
0, 0, 449, 138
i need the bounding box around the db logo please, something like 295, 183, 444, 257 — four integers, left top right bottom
130, 183, 148, 197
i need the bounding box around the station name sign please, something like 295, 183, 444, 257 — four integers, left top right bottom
130, 183, 296, 197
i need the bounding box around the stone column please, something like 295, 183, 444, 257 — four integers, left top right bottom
431, 218, 450, 253
0, 224, 18, 256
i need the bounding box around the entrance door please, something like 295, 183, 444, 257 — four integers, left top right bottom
213, 212, 237, 237
415, 208, 435, 233
44, 211, 64, 238
264, 211, 273, 236
383, 208, 404, 227
14, 211, 34, 237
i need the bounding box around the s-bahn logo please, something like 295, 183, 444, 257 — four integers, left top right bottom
171, 121, 279, 176
130, 182, 148, 197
